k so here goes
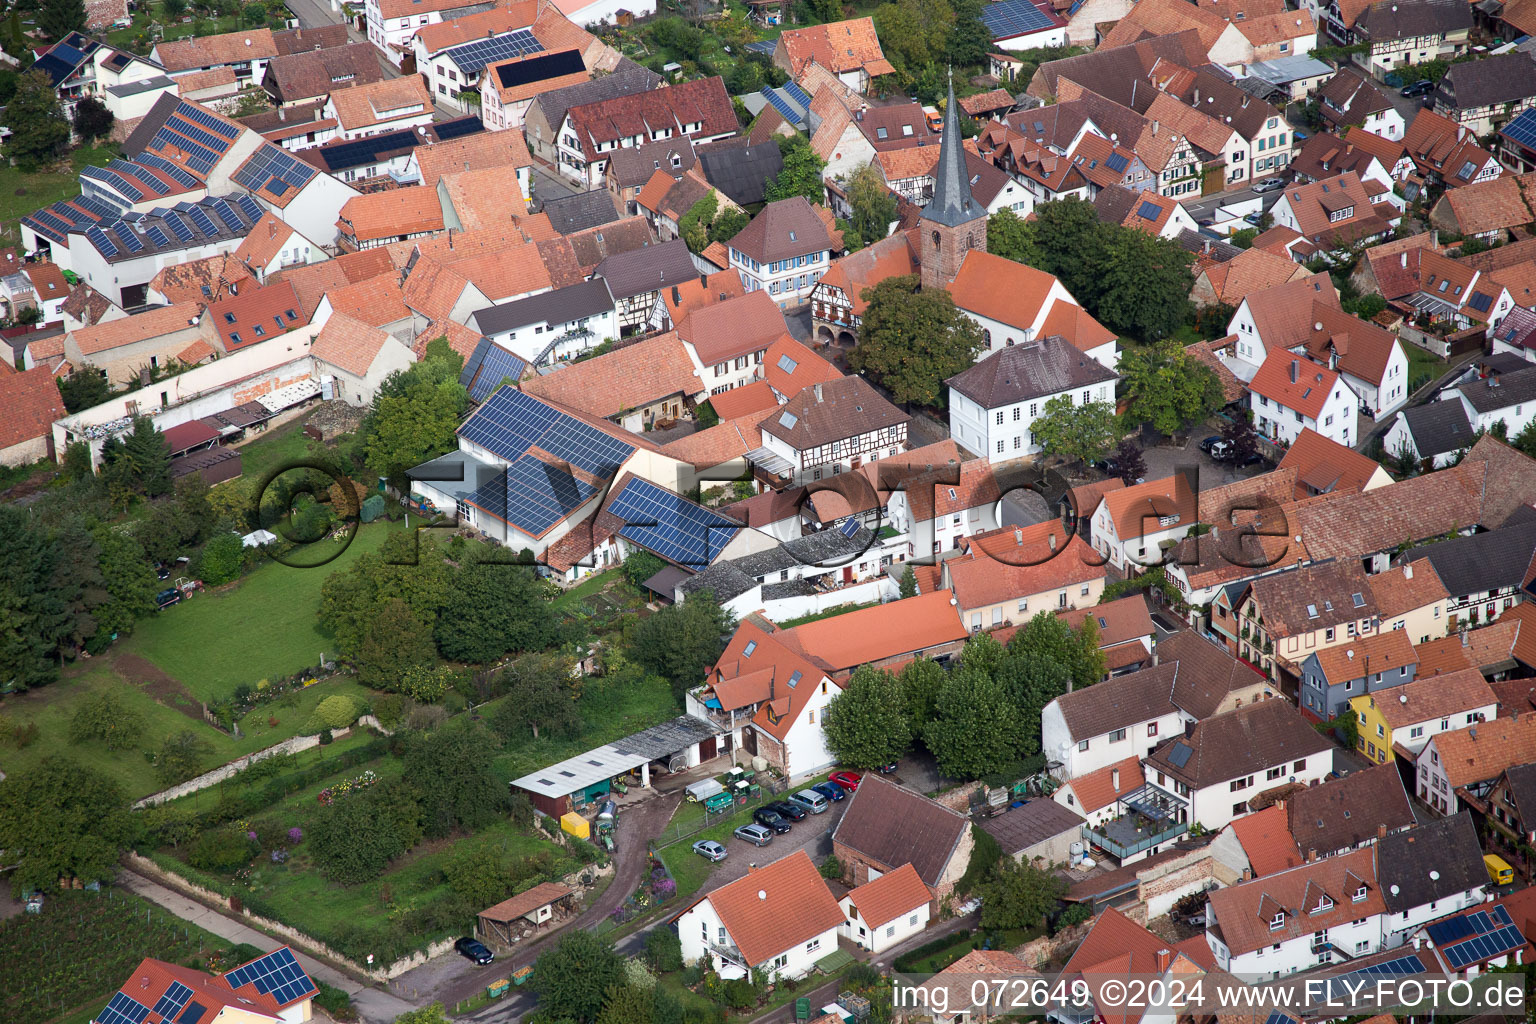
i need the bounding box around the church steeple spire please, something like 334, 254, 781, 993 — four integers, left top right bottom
919, 71, 988, 290
923, 72, 984, 230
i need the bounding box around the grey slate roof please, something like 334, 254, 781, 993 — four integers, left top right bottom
529, 63, 661, 139
1285, 766, 1413, 855
980, 798, 1086, 856
1355, 0, 1471, 41
1405, 522, 1536, 598
606, 137, 697, 190
759, 376, 907, 450
1432, 52, 1536, 113
1454, 363, 1536, 414
1399, 400, 1475, 458
541, 190, 623, 235
678, 524, 877, 598
1500, 762, 1536, 828
945, 334, 1118, 409
593, 239, 699, 300
107, 75, 175, 98
471, 277, 615, 335
923, 80, 985, 229
696, 137, 784, 207
122, 92, 181, 157
1144, 698, 1333, 789
1376, 811, 1486, 913
1175, 228, 1243, 264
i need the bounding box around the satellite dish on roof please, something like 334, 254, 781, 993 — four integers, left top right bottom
1391, 884, 1400, 895
1430, 870, 1440, 880
758, 890, 767, 900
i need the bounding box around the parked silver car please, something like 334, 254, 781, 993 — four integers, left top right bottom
734, 823, 774, 846
1251, 176, 1285, 193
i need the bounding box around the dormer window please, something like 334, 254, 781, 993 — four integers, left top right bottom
1328, 205, 1354, 223
1312, 895, 1333, 913
1353, 886, 1367, 902
1270, 912, 1285, 929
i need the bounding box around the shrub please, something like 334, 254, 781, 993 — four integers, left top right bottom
318, 729, 333, 745
722, 978, 756, 1010
305, 694, 360, 733
289, 827, 304, 844
644, 925, 683, 973
198, 532, 245, 586
313, 982, 357, 1022
68, 691, 144, 750
372, 693, 405, 728
818, 854, 842, 880
186, 829, 257, 872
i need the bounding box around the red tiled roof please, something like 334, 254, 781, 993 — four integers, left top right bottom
843, 861, 931, 928
0, 366, 64, 452
206, 280, 303, 351
1062, 755, 1143, 814
1228, 802, 1304, 878
311, 312, 391, 377
1248, 351, 1344, 420
1276, 427, 1386, 499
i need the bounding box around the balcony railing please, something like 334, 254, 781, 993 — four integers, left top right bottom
1084, 813, 1188, 860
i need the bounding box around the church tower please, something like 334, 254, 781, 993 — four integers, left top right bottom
919, 76, 988, 291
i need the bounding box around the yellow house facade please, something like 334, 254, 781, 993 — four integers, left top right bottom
1349, 667, 1498, 765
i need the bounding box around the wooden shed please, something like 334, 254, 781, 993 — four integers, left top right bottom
477, 882, 576, 946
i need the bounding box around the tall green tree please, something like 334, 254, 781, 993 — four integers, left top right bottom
872, 0, 954, 73
923, 662, 1022, 779
1009, 611, 1104, 692
403, 725, 507, 838
1031, 397, 1118, 466
359, 338, 468, 486
530, 931, 626, 1024
764, 135, 826, 204
68, 690, 144, 750
101, 417, 172, 497
58, 365, 112, 413
898, 658, 945, 738
987, 208, 1042, 266
0, 757, 137, 894
72, 95, 114, 141
1119, 341, 1224, 434
850, 274, 985, 406
355, 598, 437, 689
435, 559, 560, 663
1090, 228, 1195, 341
630, 596, 733, 703
4, 70, 69, 170
0, 506, 76, 690
1020, 198, 1103, 301
846, 162, 898, 249
898, 565, 918, 598
319, 533, 453, 657
490, 653, 583, 740
678, 192, 718, 254
945, 0, 993, 67
709, 206, 749, 243
1512, 418, 1536, 459
92, 525, 156, 644
823, 664, 911, 769
979, 859, 1067, 930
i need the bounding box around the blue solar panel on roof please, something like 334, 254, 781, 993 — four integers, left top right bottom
760, 86, 802, 124
88, 226, 119, 257
167, 114, 233, 154
146, 225, 170, 247
1469, 291, 1494, 312
443, 27, 544, 75
180, 102, 241, 140
235, 193, 264, 221
1427, 914, 1476, 945
459, 386, 562, 462
223, 947, 317, 1007
1105, 152, 1129, 173
784, 81, 812, 107
97, 992, 152, 1024
1167, 741, 1192, 767
188, 207, 219, 236
540, 416, 635, 477
73, 193, 118, 218
839, 518, 860, 538
470, 454, 597, 534
1137, 199, 1162, 220
979, 0, 1055, 39
165, 213, 194, 241
608, 478, 742, 568
268, 178, 290, 197
467, 345, 528, 403
210, 197, 244, 232
1502, 109, 1536, 150
178, 1001, 208, 1024
114, 226, 143, 253
139, 152, 201, 187
152, 981, 195, 1020
435, 116, 484, 140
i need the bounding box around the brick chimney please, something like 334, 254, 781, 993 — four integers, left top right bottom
1112, 767, 1120, 791
1307, 848, 1318, 862
1378, 823, 1388, 840
1290, 359, 1299, 383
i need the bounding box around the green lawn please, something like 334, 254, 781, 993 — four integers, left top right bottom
160, 818, 579, 964
0, 664, 377, 800
0, 143, 119, 245
491, 670, 679, 784
551, 566, 626, 613
124, 520, 404, 703
229, 418, 346, 485
1405, 343, 1448, 390
103, 2, 274, 52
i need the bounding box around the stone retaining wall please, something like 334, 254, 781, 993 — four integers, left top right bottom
133, 727, 354, 809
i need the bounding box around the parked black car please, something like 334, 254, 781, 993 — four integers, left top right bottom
767, 800, 806, 821
753, 807, 792, 833
1401, 79, 1434, 97
1198, 435, 1224, 454
455, 937, 494, 964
